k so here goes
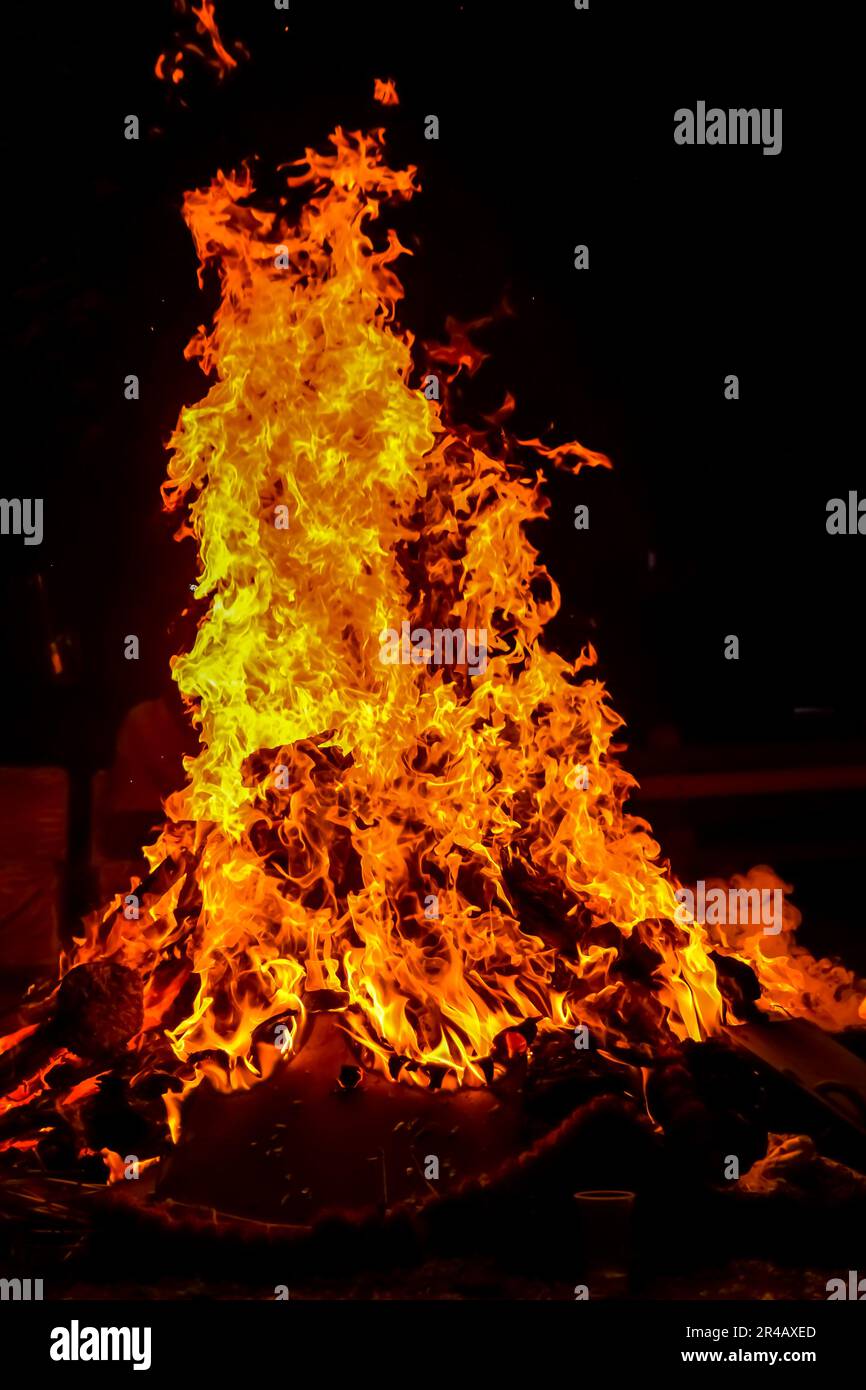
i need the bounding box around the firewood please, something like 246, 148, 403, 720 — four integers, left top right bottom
0, 960, 143, 1096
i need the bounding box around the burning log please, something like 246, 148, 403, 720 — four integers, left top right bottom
0, 961, 143, 1096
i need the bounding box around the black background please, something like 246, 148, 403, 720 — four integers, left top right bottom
3, 2, 863, 956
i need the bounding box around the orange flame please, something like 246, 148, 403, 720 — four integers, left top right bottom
374, 77, 400, 107
61, 123, 861, 1128
156, 0, 244, 86
191, 1, 238, 75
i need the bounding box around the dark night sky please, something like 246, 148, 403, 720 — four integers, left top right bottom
3, 1, 862, 772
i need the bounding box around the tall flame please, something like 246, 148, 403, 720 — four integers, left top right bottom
67, 124, 862, 1118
